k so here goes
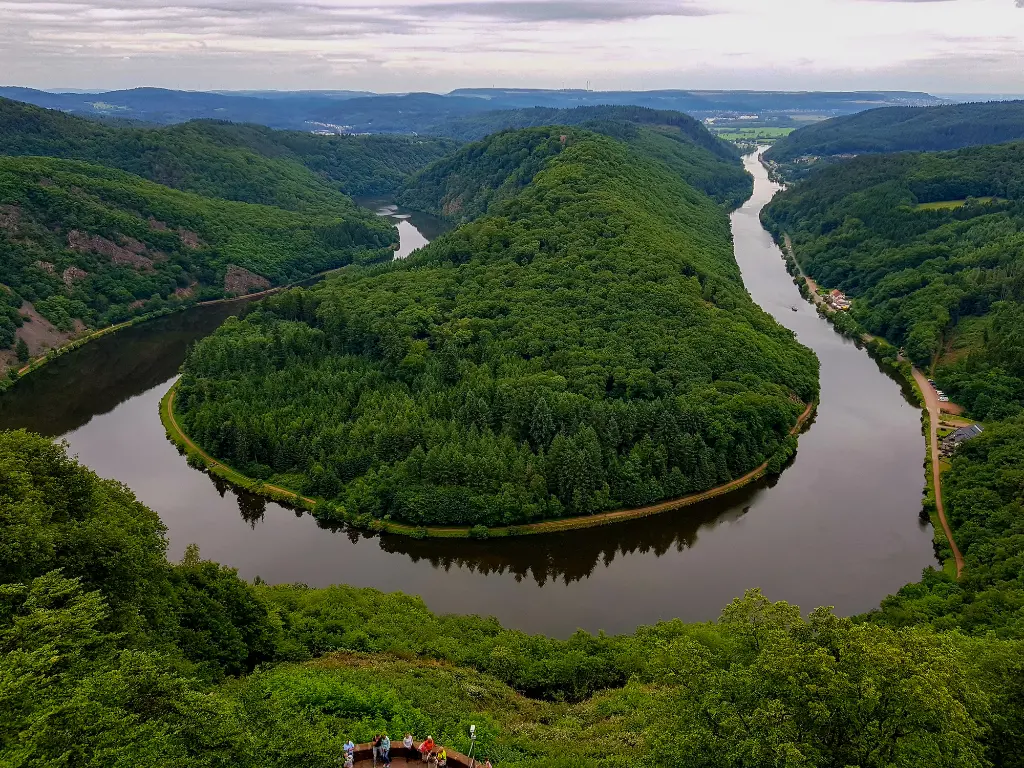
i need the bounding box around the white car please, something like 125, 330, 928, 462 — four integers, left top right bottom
939, 396, 950, 403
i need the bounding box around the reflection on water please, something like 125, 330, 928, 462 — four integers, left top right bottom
0, 163, 937, 637
357, 198, 451, 260
0, 302, 251, 436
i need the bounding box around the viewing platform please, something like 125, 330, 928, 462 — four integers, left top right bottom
350, 744, 477, 767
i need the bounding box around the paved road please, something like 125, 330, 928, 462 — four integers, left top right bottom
912, 367, 964, 577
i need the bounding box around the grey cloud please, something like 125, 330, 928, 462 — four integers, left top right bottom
413, 1, 717, 23
2, 0, 421, 40
1, 0, 718, 44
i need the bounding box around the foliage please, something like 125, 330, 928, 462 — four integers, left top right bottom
176, 129, 817, 527
762, 141, 1024, 420
0, 429, 283, 679
410, 106, 752, 211
5, 432, 1024, 766
0, 155, 394, 339
14, 337, 28, 363
0, 97, 456, 207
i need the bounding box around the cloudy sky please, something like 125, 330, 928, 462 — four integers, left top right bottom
1, 0, 1022, 93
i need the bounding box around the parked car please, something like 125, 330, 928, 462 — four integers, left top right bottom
939, 396, 950, 403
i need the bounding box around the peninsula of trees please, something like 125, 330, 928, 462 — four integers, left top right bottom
175, 127, 817, 528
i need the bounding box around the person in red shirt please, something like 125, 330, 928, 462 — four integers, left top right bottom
418, 736, 435, 762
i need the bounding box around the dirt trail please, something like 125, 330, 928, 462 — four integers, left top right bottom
783, 235, 825, 307
912, 367, 964, 577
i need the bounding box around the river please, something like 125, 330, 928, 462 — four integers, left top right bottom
0, 159, 936, 637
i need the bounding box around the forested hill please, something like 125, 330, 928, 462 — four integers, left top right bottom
175, 128, 817, 529
762, 141, 1024, 422
0, 97, 457, 205
401, 110, 752, 218
0, 156, 393, 345
765, 100, 1024, 178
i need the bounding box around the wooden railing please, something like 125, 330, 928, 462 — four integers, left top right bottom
351, 743, 477, 767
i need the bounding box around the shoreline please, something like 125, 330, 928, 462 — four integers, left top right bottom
7, 263, 359, 387
777, 228, 962, 577
161, 379, 816, 539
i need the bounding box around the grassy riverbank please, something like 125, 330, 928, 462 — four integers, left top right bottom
162, 378, 815, 539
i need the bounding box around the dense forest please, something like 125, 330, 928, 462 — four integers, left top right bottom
0, 156, 393, 341
765, 100, 1024, 180
175, 128, 816, 528
0, 97, 456, 204
0, 96, 463, 359
762, 142, 1024, 421
411, 106, 753, 211
4, 425, 1024, 766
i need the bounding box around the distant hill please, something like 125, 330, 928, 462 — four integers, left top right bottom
401, 108, 753, 215
765, 100, 1024, 178
0, 86, 943, 133
0, 98, 456, 205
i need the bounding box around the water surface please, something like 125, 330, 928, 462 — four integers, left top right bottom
0, 169, 936, 636
359, 199, 450, 259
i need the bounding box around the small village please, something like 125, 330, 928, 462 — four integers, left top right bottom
825, 289, 851, 311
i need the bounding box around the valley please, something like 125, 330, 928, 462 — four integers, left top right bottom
0, 153, 935, 636
4, 77, 1024, 767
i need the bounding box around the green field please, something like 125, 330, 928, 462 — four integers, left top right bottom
915, 196, 1001, 210
713, 126, 795, 141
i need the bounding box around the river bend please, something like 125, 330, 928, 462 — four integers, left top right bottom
0, 163, 935, 636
